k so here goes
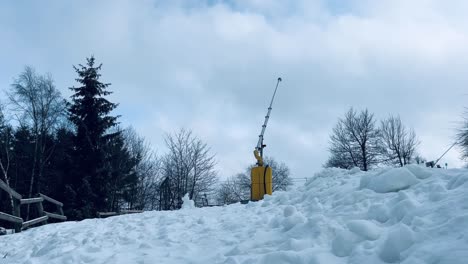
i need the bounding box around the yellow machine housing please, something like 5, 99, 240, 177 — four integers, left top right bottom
251, 166, 272, 201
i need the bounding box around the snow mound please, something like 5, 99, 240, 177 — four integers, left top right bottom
360, 167, 419, 193
331, 229, 360, 257
379, 224, 414, 263
405, 164, 433, 179
346, 220, 381, 240
1, 166, 467, 264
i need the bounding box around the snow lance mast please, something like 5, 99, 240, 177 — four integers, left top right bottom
426, 141, 458, 168
250, 77, 281, 201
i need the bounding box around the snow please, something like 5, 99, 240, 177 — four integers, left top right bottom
181, 193, 195, 209
1, 165, 468, 263
346, 220, 381, 241
379, 223, 415, 263
360, 167, 419, 193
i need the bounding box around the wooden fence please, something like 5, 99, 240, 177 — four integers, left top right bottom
97, 210, 143, 218
0, 178, 66, 233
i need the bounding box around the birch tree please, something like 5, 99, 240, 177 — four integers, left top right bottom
9, 66, 65, 219
0, 104, 14, 215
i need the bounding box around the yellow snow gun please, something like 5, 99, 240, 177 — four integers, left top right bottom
250, 77, 281, 201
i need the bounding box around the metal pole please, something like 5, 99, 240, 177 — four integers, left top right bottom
256, 77, 282, 156
434, 141, 458, 166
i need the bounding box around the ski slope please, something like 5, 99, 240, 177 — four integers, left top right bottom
1, 165, 468, 263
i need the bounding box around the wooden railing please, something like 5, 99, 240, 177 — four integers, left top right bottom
97, 210, 143, 218
0, 178, 66, 233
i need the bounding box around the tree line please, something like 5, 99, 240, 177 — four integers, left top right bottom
0, 57, 218, 221
325, 108, 420, 170
0, 56, 293, 224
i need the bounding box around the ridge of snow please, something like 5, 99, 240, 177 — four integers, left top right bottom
360, 167, 419, 193
1, 165, 468, 263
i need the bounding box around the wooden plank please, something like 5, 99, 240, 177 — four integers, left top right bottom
37, 202, 47, 225
44, 211, 67, 221
58, 206, 64, 216
98, 212, 118, 217
0, 178, 22, 200
97, 210, 143, 218
20, 197, 44, 205
22, 215, 48, 229
121, 210, 143, 214
0, 211, 23, 224
13, 199, 22, 233
39, 193, 63, 207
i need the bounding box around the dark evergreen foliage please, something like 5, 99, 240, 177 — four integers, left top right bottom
67, 56, 121, 218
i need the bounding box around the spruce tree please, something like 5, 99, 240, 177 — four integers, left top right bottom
49, 127, 75, 216
105, 131, 139, 212
68, 56, 119, 218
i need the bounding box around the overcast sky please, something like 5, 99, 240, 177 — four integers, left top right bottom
0, 0, 467, 179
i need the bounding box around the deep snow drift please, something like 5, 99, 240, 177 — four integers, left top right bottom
1, 165, 468, 263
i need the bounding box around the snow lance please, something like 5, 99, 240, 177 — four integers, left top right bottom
426, 141, 458, 168
251, 77, 282, 201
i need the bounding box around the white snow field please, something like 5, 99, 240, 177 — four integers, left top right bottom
1, 165, 468, 264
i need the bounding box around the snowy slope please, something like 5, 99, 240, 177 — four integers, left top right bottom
1, 165, 468, 264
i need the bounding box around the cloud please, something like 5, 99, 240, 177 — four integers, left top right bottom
0, 0, 467, 179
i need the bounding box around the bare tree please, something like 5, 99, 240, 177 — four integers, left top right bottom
414, 155, 425, 165
222, 156, 292, 203
0, 104, 14, 215
161, 129, 217, 208
216, 182, 235, 205
457, 109, 468, 160
262, 156, 292, 191
216, 174, 250, 205
326, 108, 380, 171
324, 152, 356, 169
379, 116, 419, 166
8, 66, 66, 219
122, 127, 162, 210
327, 121, 360, 169
189, 138, 217, 202
137, 157, 162, 210
161, 129, 194, 209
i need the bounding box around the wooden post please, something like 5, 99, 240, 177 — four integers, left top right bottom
58, 205, 64, 216
37, 201, 47, 225
13, 199, 21, 233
